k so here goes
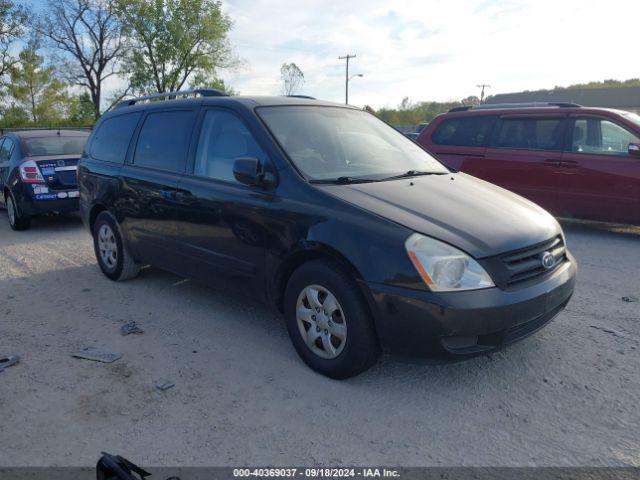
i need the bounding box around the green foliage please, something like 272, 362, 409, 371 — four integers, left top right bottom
189, 72, 238, 95
376, 97, 468, 125
554, 78, 640, 90
67, 92, 97, 126
115, 0, 235, 94
0, 0, 29, 80
280, 62, 304, 96
4, 41, 72, 126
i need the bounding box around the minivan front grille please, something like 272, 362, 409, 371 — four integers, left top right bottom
500, 235, 566, 287
479, 235, 568, 289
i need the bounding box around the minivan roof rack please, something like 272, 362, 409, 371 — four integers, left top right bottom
448, 106, 473, 112
285, 95, 316, 100
475, 102, 582, 110
116, 89, 227, 108
448, 102, 583, 113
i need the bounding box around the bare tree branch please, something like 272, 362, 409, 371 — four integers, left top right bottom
35, 0, 126, 118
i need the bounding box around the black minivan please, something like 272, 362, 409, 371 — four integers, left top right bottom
78, 90, 576, 378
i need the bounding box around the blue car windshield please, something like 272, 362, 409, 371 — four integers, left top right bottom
258, 106, 448, 181
23, 136, 88, 156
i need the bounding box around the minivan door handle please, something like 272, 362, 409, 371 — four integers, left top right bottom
175, 189, 197, 205
159, 189, 176, 201
560, 159, 579, 168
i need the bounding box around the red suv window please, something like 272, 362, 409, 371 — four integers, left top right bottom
431, 115, 497, 147
490, 117, 565, 151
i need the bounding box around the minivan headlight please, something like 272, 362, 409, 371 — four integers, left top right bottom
405, 233, 494, 292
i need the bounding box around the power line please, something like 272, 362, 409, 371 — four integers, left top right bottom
477, 84, 491, 103
339, 54, 356, 105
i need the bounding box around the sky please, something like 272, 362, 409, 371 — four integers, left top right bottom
25, 0, 640, 109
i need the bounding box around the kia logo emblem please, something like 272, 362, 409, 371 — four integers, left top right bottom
57, 160, 65, 167
541, 252, 556, 270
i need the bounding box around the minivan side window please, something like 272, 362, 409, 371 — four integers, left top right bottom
193, 110, 267, 183
491, 117, 564, 151
91, 113, 141, 163
133, 110, 195, 173
431, 116, 496, 147
572, 118, 640, 156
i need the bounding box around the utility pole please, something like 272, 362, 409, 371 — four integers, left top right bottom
477, 84, 491, 104
339, 54, 356, 104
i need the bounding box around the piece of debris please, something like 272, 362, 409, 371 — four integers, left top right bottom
0, 355, 20, 372
120, 321, 144, 336
71, 347, 122, 363
589, 325, 630, 340
155, 380, 175, 391
621, 295, 638, 303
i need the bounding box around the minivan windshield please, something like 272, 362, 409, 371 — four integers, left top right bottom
23, 135, 88, 157
258, 106, 449, 182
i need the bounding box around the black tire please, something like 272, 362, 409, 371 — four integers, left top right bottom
5, 191, 31, 231
284, 260, 380, 379
93, 211, 140, 281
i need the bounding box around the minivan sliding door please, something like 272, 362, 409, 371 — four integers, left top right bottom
120, 108, 197, 271
484, 115, 566, 214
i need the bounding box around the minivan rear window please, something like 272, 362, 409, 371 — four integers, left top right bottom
431, 116, 496, 147
24, 136, 88, 156
133, 110, 195, 172
91, 113, 141, 163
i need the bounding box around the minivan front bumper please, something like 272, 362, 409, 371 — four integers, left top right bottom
364, 252, 576, 358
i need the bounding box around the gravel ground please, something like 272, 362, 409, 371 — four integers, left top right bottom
0, 212, 638, 467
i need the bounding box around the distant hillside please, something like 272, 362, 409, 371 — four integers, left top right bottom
552, 78, 640, 91
376, 96, 479, 125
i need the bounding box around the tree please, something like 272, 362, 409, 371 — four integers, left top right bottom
280, 62, 304, 96
189, 72, 237, 95
36, 0, 125, 119
114, 0, 235, 94
461, 95, 480, 106
67, 92, 96, 125
7, 40, 70, 125
0, 0, 29, 82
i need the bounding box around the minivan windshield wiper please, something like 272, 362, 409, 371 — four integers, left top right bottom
309, 176, 380, 185
378, 170, 448, 181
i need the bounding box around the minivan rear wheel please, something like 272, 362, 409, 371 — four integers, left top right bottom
93, 211, 140, 281
284, 260, 380, 379
6, 192, 30, 231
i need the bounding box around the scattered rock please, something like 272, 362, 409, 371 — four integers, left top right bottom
120, 321, 144, 336
0, 354, 20, 372
71, 347, 122, 363
155, 380, 175, 391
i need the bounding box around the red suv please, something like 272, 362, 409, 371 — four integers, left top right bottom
417, 102, 640, 225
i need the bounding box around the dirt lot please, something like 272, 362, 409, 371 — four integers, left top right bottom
0, 212, 638, 467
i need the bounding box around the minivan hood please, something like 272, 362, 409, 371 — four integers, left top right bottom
317, 173, 561, 259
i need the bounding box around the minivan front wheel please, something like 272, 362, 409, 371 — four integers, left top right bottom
6, 192, 30, 231
284, 260, 380, 379
93, 211, 140, 281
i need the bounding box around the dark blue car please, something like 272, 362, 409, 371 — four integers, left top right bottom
0, 129, 90, 230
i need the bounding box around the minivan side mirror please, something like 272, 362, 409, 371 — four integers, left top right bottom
628, 143, 640, 157
233, 157, 275, 188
